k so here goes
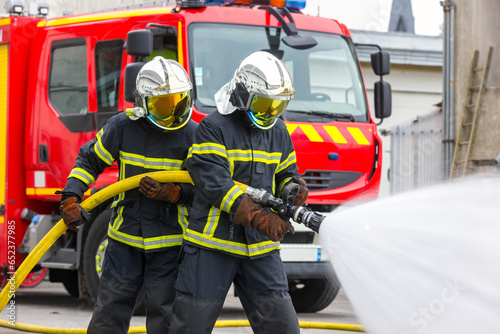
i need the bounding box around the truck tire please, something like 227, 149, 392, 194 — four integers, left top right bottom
83, 209, 145, 315
49, 268, 79, 297
60, 270, 79, 297
288, 276, 340, 313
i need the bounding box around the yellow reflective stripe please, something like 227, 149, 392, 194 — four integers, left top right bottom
144, 234, 183, 250
185, 229, 280, 257
276, 151, 296, 174
299, 124, 324, 142
0, 18, 11, 26
115, 159, 126, 202
120, 151, 184, 170
189, 142, 227, 159
108, 224, 183, 250
227, 149, 252, 162
0, 44, 7, 212
177, 21, 184, 67
347, 127, 370, 145
203, 207, 220, 237
94, 130, 114, 165
26, 188, 90, 197
253, 151, 281, 164
324, 125, 348, 144
24, 188, 59, 195
43, 7, 173, 27
278, 177, 292, 195
220, 185, 243, 212
178, 205, 189, 235
68, 167, 96, 185
113, 206, 124, 230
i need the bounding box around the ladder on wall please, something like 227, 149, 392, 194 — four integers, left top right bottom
449, 46, 494, 179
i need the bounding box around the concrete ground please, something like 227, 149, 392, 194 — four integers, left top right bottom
0, 280, 361, 333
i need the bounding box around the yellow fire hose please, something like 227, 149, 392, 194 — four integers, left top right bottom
0, 171, 364, 333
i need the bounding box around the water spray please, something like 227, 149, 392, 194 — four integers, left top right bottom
245, 183, 325, 233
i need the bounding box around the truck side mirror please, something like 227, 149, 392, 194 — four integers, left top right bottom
124, 62, 145, 103
374, 81, 392, 120
125, 29, 153, 57
371, 51, 390, 76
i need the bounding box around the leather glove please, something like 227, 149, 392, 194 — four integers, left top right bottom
233, 195, 295, 242
60, 197, 90, 232
139, 176, 182, 203
291, 176, 309, 206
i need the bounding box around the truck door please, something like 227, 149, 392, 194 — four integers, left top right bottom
26, 32, 125, 198
26, 32, 93, 199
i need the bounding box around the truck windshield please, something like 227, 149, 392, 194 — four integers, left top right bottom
189, 23, 369, 123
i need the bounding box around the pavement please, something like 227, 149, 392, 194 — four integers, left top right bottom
0, 279, 361, 333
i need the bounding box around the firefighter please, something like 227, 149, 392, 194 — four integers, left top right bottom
59, 57, 197, 334
170, 51, 308, 333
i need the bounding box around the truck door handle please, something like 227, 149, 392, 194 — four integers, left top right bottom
39, 144, 49, 163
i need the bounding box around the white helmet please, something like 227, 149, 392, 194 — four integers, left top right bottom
225, 51, 294, 130
136, 56, 193, 131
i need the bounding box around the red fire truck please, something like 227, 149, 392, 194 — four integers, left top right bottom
0, 0, 391, 313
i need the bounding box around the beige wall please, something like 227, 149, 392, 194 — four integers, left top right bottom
454, 0, 500, 165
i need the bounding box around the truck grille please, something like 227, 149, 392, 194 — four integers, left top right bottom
301, 170, 362, 191
281, 232, 315, 244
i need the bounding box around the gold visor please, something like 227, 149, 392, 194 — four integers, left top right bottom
248, 95, 289, 129
147, 91, 192, 130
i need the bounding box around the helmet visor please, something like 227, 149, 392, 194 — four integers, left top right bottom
248, 95, 289, 130
147, 91, 192, 130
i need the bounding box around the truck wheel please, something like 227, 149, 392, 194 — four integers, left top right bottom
21, 268, 48, 288
288, 276, 340, 313
83, 209, 145, 315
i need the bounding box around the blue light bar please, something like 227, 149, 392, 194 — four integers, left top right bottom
205, 0, 236, 4
286, 0, 306, 10
204, 0, 306, 10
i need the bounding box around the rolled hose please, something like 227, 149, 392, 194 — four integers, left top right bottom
0, 171, 364, 333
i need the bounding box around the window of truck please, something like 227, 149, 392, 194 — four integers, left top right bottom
49, 38, 88, 115
95, 39, 124, 112
189, 23, 368, 123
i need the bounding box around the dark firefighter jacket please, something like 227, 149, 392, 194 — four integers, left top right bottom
185, 110, 299, 259
63, 112, 197, 253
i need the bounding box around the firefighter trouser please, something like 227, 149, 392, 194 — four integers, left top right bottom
87, 239, 179, 334
170, 245, 300, 334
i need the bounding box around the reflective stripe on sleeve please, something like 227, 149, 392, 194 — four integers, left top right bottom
188, 143, 227, 159
220, 185, 243, 212
94, 130, 114, 166
276, 151, 296, 174
68, 168, 96, 185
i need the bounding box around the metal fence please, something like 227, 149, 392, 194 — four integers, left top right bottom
390, 108, 446, 195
